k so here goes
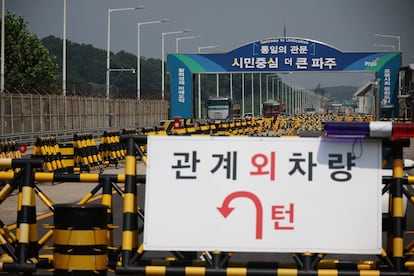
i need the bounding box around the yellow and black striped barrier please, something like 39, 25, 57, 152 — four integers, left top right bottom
98, 130, 125, 167
2, 115, 414, 275
0, 158, 147, 274
32, 136, 67, 172
57, 142, 75, 172
53, 204, 108, 275
73, 132, 105, 172
146, 114, 375, 138
0, 158, 42, 273
0, 142, 23, 159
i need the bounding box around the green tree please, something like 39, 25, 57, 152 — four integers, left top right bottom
1, 11, 58, 93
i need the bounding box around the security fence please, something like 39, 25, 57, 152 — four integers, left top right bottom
0, 93, 168, 142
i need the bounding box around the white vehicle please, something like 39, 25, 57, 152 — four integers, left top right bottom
305, 107, 316, 115
243, 112, 253, 118
207, 97, 233, 121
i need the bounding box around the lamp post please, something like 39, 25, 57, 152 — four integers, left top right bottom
198, 46, 220, 97
196, 45, 220, 118
162, 29, 190, 101
271, 77, 278, 99
265, 74, 278, 101
106, 6, 144, 99
1, 0, 5, 93
137, 19, 169, 101
198, 45, 220, 53
375, 33, 400, 52
176, 35, 200, 53
373, 43, 396, 51
62, 0, 67, 96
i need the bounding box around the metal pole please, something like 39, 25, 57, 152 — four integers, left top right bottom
241, 73, 245, 115
197, 45, 218, 116
175, 35, 200, 53
137, 20, 168, 101
162, 33, 165, 100
266, 74, 278, 101
266, 75, 269, 101
230, 73, 233, 99
106, 9, 111, 99
0, 0, 4, 137
162, 30, 189, 101
1, 0, 5, 93
373, 44, 395, 51
198, 45, 220, 53
216, 74, 219, 97
259, 73, 262, 116
106, 7, 143, 99
137, 23, 141, 100
375, 34, 400, 52
374, 79, 381, 120
62, 0, 67, 96
251, 73, 254, 115
198, 74, 201, 118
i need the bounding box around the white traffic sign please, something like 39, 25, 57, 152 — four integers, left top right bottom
144, 136, 382, 254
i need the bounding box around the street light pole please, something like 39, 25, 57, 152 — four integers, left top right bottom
196, 45, 220, 118
137, 19, 169, 101
162, 29, 190, 101
266, 74, 278, 101
106, 6, 144, 99
375, 33, 400, 52
373, 43, 396, 51
175, 35, 200, 53
1, 0, 5, 93
63, 0, 66, 96
198, 45, 220, 53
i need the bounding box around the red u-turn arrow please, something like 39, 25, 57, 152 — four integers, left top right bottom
217, 191, 263, 239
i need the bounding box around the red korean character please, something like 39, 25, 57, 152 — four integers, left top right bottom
271, 203, 294, 230
249, 151, 276, 181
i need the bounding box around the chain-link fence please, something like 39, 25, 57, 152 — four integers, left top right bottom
0, 93, 168, 143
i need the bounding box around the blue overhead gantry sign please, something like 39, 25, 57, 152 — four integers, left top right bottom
167, 37, 401, 118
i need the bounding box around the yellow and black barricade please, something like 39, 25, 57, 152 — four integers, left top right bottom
53, 204, 108, 275
58, 142, 75, 173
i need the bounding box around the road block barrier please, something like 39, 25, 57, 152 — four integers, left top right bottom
0, 158, 147, 274
57, 142, 75, 172
31, 136, 68, 172
0, 158, 43, 273
73, 132, 105, 172
3, 116, 414, 275
0, 142, 24, 192
122, 128, 138, 136
0, 136, 414, 275
150, 114, 376, 138
114, 134, 414, 276
98, 130, 126, 167
0, 142, 23, 159
53, 204, 108, 275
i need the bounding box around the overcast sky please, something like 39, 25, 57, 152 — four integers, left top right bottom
5, 0, 414, 88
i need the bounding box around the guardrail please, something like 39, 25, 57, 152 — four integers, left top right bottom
0, 127, 125, 145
